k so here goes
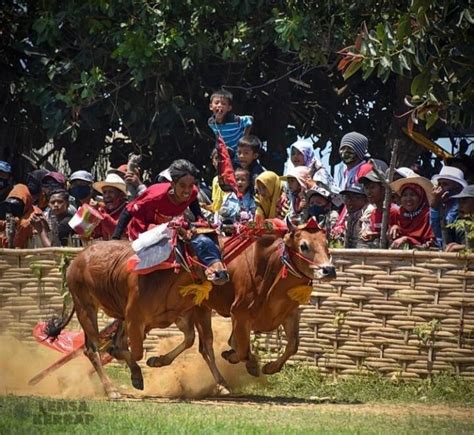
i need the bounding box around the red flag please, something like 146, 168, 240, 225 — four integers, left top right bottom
216, 135, 241, 198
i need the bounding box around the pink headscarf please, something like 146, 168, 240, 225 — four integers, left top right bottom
284, 166, 315, 190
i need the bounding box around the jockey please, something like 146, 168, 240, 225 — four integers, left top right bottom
112, 159, 229, 284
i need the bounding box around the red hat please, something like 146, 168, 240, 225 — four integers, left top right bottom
42, 171, 66, 185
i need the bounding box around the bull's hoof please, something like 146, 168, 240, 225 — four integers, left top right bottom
146, 356, 170, 367
221, 349, 239, 364
214, 383, 231, 396
262, 361, 281, 375
131, 376, 144, 390
246, 361, 260, 377
107, 390, 122, 400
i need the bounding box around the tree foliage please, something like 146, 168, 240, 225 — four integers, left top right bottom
338, 0, 473, 133
1, 0, 471, 178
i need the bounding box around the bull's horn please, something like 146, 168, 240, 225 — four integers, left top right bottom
285, 216, 297, 233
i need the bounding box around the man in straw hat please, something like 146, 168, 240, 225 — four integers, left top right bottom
430, 166, 467, 248
445, 185, 474, 252
389, 175, 436, 249
92, 173, 128, 240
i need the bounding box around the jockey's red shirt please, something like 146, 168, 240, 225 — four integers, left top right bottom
125, 182, 198, 240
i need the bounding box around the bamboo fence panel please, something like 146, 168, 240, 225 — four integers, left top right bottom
255, 249, 474, 380
0, 247, 183, 368
0, 247, 472, 379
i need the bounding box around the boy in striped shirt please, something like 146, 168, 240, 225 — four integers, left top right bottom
208, 89, 253, 159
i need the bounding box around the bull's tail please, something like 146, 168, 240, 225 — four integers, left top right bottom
43, 306, 76, 341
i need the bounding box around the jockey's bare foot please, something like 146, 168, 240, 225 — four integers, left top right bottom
205, 262, 229, 285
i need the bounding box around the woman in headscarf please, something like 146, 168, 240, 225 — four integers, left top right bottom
389, 176, 435, 249
284, 140, 336, 191
285, 140, 316, 172
255, 171, 289, 221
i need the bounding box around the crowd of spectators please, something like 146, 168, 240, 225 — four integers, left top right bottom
0, 89, 472, 253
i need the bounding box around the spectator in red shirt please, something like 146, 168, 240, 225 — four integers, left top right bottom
92, 173, 128, 240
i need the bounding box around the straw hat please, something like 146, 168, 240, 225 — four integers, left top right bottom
93, 173, 127, 195
390, 175, 434, 204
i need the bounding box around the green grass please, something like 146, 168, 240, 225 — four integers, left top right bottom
1, 365, 473, 434
0, 395, 473, 435
237, 364, 474, 405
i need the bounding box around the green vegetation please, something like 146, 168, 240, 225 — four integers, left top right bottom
3, 1, 472, 173
1, 365, 473, 433
0, 394, 473, 435
239, 364, 474, 405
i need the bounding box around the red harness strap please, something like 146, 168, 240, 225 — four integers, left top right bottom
223, 228, 261, 264
223, 219, 288, 265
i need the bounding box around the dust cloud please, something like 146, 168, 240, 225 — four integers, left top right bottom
0, 318, 265, 400
0, 335, 102, 399
141, 317, 265, 399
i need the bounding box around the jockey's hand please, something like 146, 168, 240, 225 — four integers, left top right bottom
124, 171, 141, 188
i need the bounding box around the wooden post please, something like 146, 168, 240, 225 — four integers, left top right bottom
379, 138, 400, 248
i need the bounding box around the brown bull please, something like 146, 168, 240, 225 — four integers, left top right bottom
218, 221, 335, 376
159, 221, 336, 376
48, 240, 229, 399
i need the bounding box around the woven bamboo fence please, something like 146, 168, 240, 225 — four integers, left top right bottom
0, 247, 473, 379
255, 249, 474, 380
0, 247, 183, 363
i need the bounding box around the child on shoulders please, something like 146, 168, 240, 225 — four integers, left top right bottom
235, 167, 256, 220
208, 88, 253, 158
236, 135, 265, 191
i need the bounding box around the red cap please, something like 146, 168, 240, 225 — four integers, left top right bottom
42, 171, 66, 185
